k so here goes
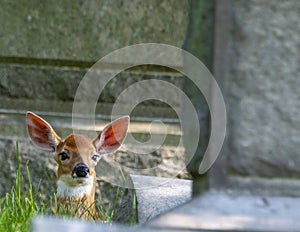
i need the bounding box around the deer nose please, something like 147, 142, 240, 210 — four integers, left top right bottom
73, 163, 89, 178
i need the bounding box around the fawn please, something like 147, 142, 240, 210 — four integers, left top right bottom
26, 111, 129, 220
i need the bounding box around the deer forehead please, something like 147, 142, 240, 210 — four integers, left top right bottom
60, 134, 96, 155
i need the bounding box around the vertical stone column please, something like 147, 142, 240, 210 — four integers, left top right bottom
182, 0, 215, 197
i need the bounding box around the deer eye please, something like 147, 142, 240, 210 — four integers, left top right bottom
91, 154, 100, 162
59, 151, 70, 161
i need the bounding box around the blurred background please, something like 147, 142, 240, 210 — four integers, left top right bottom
0, 0, 300, 227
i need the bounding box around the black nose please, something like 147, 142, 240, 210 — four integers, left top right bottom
73, 163, 89, 178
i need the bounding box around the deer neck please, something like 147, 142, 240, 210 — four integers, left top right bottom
56, 174, 99, 219
57, 174, 96, 201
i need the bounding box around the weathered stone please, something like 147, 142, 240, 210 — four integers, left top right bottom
147, 192, 300, 232
0, 0, 194, 226
0, 111, 182, 147
0, 64, 183, 107
212, 0, 300, 193
32, 192, 300, 231
33, 216, 157, 232
0, 0, 189, 61
99, 145, 190, 184
130, 175, 192, 224
182, 0, 215, 196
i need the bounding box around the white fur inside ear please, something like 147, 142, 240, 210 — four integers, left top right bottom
52, 136, 60, 148
57, 175, 93, 198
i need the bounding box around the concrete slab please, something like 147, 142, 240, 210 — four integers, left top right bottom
130, 175, 192, 224
33, 216, 184, 232
147, 192, 300, 232
33, 216, 142, 232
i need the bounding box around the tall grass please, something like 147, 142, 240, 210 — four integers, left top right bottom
0, 142, 44, 232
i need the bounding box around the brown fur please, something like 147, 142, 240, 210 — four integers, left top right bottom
55, 134, 100, 220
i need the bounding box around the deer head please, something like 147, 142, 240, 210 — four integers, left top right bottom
26, 111, 129, 219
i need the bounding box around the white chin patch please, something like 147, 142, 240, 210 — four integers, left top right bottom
57, 175, 93, 198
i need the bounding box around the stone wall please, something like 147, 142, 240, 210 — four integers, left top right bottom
0, 0, 189, 114
1, 1, 188, 60
3, 0, 299, 208
211, 0, 300, 196
0, 0, 190, 222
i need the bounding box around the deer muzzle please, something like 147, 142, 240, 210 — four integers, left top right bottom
72, 163, 90, 178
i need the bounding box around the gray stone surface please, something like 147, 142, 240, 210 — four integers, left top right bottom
211, 0, 300, 193
147, 192, 300, 232
33, 216, 142, 232
182, 0, 215, 196
0, 0, 189, 61
0, 64, 183, 107
0, 0, 195, 228
227, 0, 300, 178
0, 1, 190, 220
33, 192, 300, 232
33, 216, 189, 232
0, 111, 182, 147
100, 145, 189, 183
130, 175, 192, 224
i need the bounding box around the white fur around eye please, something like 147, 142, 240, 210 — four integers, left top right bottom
91, 154, 101, 164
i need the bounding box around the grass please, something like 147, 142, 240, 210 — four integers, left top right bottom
0, 142, 42, 232
0, 142, 137, 232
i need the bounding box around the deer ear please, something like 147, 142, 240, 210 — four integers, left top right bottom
26, 112, 62, 152
93, 116, 129, 155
